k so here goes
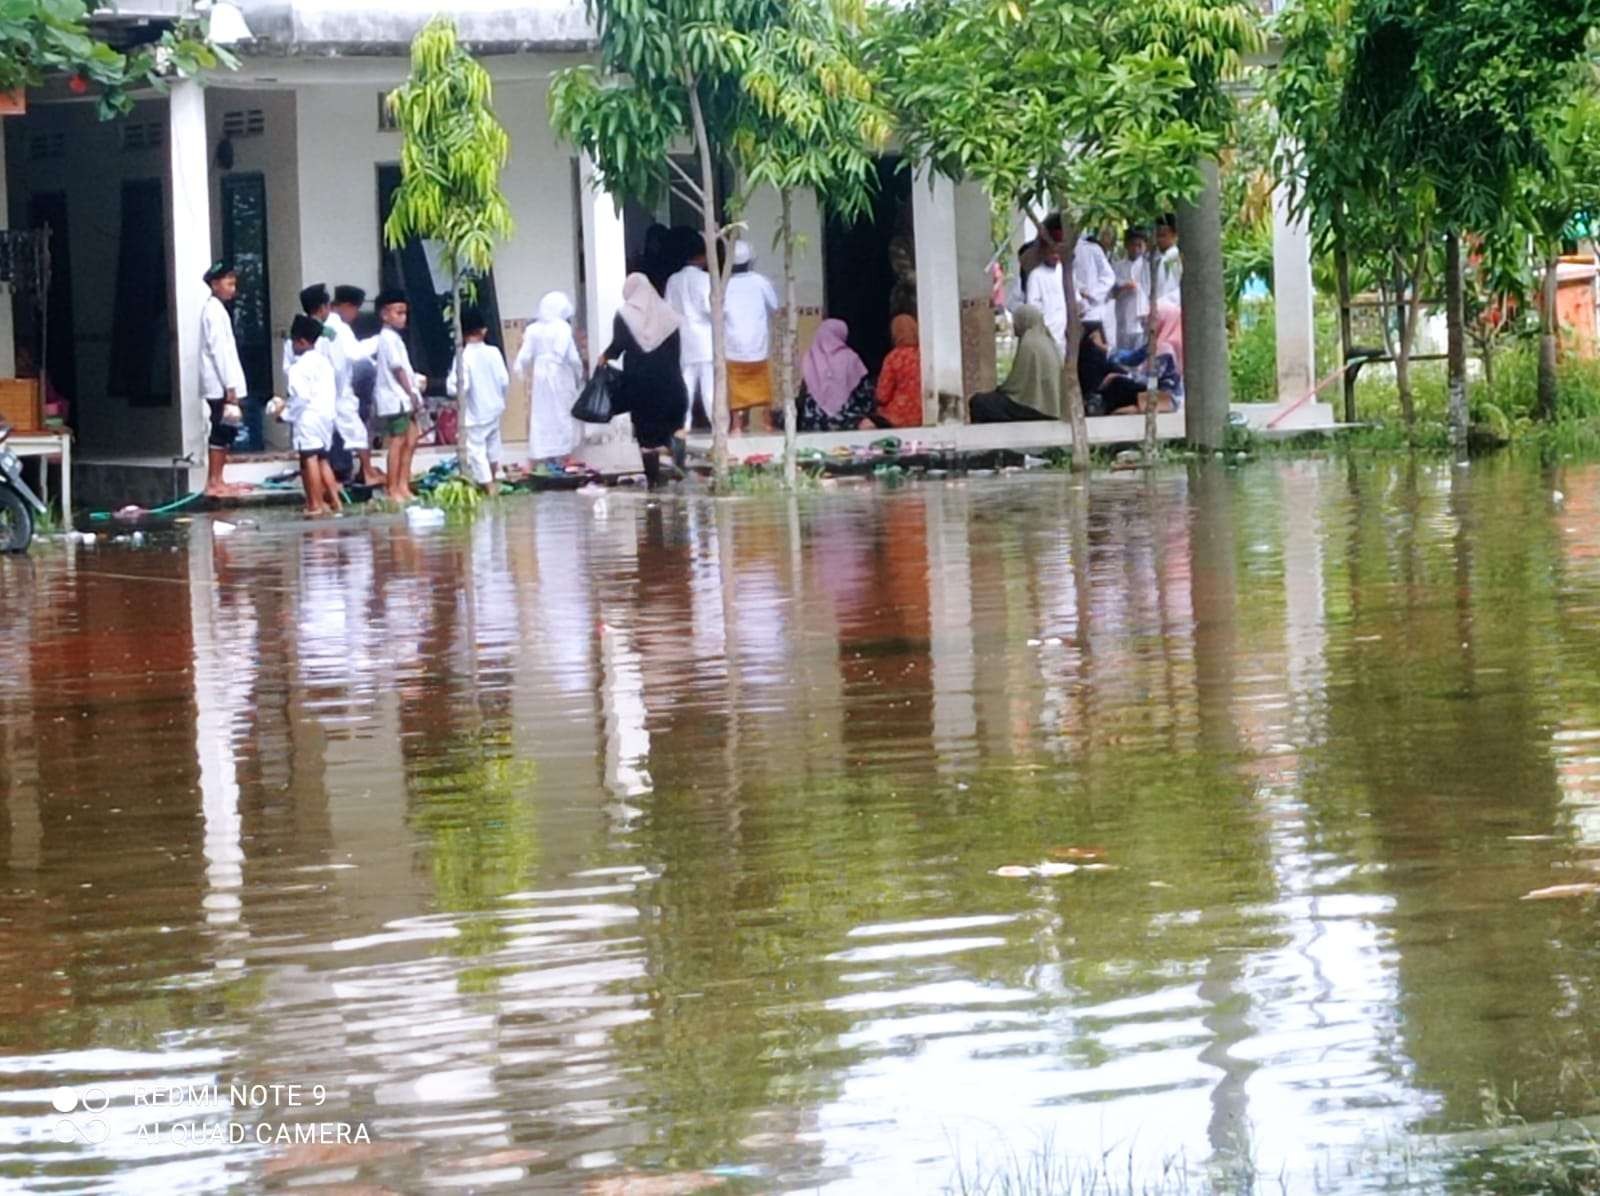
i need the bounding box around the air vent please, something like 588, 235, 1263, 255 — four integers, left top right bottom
221, 108, 265, 138
28, 132, 65, 161
120, 120, 164, 152
378, 93, 398, 132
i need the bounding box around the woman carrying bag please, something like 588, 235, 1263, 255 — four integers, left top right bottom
593, 274, 690, 487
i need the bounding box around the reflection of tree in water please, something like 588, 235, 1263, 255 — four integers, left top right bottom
407, 733, 538, 972
1315, 458, 1581, 1125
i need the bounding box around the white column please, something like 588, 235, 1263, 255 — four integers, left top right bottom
912, 166, 964, 424
0, 141, 13, 378
1272, 181, 1316, 404
579, 153, 626, 369
168, 80, 213, 489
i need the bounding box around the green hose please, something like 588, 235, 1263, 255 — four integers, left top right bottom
88, 490, 204, 522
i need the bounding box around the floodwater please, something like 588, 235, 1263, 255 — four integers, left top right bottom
2, 458, 1600, 1194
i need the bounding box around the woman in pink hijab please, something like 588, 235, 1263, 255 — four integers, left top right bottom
795, 319, 877, 432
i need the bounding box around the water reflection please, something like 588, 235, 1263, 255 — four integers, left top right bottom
2, 461, 1600, 1191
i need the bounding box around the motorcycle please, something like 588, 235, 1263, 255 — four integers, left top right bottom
0, 419, 47, 553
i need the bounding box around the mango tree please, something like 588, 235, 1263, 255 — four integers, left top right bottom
738, 0, 890, 486
875, 0, 1258, 469
0, 0, 234, 119
384, 16, 514, 471
552, 0, 785, 488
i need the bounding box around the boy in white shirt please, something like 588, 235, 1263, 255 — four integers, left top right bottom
331, 285, 385, 486
446, 306, 510, 495
1153, 219, 1183, 306
664, 237, 714, 431
1112, 227, 1152, 354
1023, 238, 1069, 355
199, 261, 249, 498
1074, 230, 1119, 347
372, 289, 426, 503
270, 314, 342, 516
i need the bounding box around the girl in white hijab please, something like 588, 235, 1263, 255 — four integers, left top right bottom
515, 291, 586, 469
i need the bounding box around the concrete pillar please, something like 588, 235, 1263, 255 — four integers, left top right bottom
912, 165, 964, 424
1272, 180, 1316, 403
0, 136, 13, 378
578, 153, 626, 369
168, 80, 213, 489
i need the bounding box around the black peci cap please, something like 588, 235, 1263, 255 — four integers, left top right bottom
299, 283, 330, 313
203, 260, 235, 284
290, 313, 324, 343
374, 288, 407, 311
333, 284, 366, 307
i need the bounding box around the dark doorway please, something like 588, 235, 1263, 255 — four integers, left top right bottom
377, 163, 502, 389
108, 179, 170, 408
14, 192, 76, 430
823, 156, 909, 373
221, 172, 271, 449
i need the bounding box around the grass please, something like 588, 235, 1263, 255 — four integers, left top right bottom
943, 1082, 1600, 1196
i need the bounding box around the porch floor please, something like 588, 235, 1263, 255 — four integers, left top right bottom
209, 401, 1338, 489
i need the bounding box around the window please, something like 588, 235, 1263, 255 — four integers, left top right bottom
28, 132, 65, 162
221, 108, 265, 138
120, 121, 164, 152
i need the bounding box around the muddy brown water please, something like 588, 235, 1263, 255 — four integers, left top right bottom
2, 459, 1599, 1193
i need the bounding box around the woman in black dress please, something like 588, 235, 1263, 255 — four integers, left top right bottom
601, 273, 690, 485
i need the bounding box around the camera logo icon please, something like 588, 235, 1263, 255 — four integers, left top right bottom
51, 1087, 110, 1145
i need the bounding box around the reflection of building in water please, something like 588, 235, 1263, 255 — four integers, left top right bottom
925, 486, 978, 774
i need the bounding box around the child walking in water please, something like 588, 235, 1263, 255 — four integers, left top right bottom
270, 314, 343, 516
448, 306, 511, 495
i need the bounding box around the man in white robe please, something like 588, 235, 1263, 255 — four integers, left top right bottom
664, 242, 714, 431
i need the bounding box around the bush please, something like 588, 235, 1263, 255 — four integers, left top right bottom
1229, 300, 1277, 403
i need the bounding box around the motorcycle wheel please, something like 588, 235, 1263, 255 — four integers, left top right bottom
0, 487, 33, 553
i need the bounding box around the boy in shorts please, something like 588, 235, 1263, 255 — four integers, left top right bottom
446, 306, 509, 495
372, 289, 426, 502
272, 314, 342, 516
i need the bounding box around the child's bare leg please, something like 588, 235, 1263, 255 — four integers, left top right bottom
385, 433, 406, 501
300, 456, 324, 514
320, 459, 342, 512
359, 450, 385, 486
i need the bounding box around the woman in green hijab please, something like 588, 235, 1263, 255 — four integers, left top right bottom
970, 304, 1063, 422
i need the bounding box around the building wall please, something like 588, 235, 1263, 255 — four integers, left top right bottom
0, 141, 13, 379
4, 96, 184, 457
289, 72, 580, 339
205, 88, 301, 411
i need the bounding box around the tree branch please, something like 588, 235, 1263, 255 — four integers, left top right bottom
666, 154, 705, 202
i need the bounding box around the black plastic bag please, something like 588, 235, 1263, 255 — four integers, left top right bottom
572, 365, 620, 424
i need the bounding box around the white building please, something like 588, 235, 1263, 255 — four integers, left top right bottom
0, 0, 1320, 508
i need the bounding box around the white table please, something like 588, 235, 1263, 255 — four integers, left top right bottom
9, 431, 72, 526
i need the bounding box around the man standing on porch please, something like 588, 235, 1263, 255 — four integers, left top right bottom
199, 262, 249, 498
664, 236, 714, 432
723, 241, 779, 435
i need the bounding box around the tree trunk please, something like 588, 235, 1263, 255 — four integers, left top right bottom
686, 80, 730, 488
1334, 222, 1356, 425
780, 189, 799, 490
1176, 157, 1231, 452
453, 271, 468, 473
1537, 250, 1559, 422
1057, 217, 1090, 472
1444, 229, 1469, 458
1143, 252, 1158, 460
